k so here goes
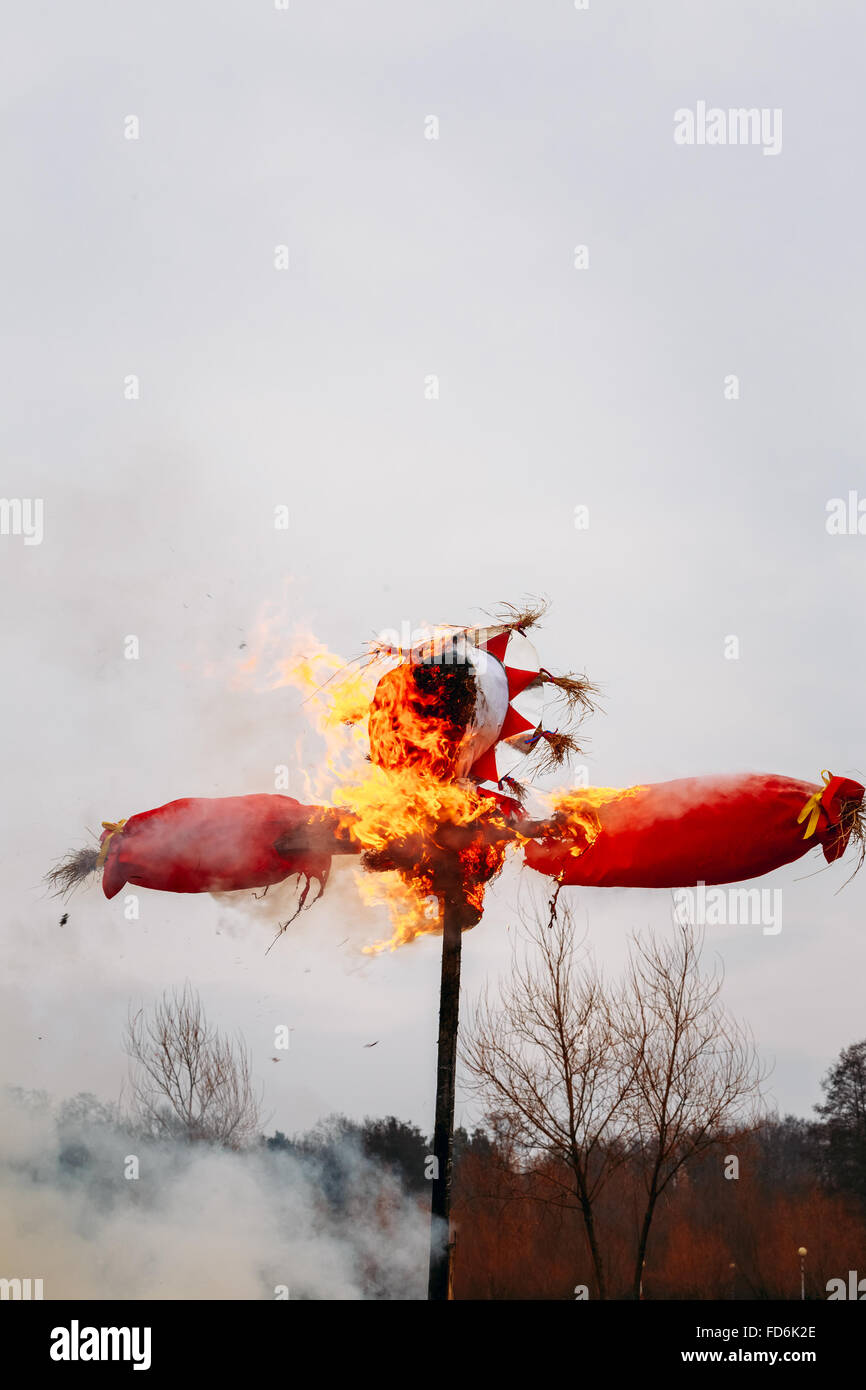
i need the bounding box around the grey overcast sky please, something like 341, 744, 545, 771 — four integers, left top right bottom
2, 0, 864, 1135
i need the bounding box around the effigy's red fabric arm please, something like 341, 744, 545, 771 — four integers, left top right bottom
99, 794, 330, 899
94, 773, 864, 902
523, 772, 864, 888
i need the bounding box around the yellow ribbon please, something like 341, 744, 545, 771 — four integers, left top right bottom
96, 819, 127, 867
796, 771, 832, 840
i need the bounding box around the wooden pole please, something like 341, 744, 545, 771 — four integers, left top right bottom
427, 890, 464, 1301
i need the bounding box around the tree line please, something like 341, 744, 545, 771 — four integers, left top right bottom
13, 914, 865, 1300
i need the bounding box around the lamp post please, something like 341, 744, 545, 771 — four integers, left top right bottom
729, 1261, 737, 1300
798, 1247, 808, 1301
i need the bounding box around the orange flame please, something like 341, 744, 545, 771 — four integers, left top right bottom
233, 613, 520, 948
232, 610, 614, 950
540, 785, 646, 858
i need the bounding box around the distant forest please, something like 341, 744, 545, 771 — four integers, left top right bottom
265, 1042, 866, 1300
12, 1034, 864, 1300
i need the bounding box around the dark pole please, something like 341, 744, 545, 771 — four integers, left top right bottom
427, 889, 464, 1300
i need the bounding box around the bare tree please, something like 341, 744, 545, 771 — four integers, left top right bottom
463, 908, 767, 1299
617, 923, 766, 1298
461, 905, 638, 1298
125, 984, 262, 1149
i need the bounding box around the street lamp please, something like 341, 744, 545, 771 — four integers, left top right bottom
798, 1247, 807, 1301
729, 1261, 737, 1300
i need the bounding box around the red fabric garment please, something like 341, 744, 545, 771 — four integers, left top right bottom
100, 795, 330, 899
524, 773, 864, 888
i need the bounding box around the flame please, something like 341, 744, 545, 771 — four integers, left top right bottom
233, 611, 629, 950
541, 784, 646, 857
232, 613, 523, 949
354, 870, 438, 954
337, 738, 512, 952
234, 614, 374, 791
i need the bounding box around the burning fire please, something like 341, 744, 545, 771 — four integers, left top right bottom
235, 615, 521, 949
540, 785, 646, 859
234, 608, 601, 950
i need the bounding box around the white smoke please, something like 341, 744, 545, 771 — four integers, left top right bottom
0, 1089, 428, 1300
